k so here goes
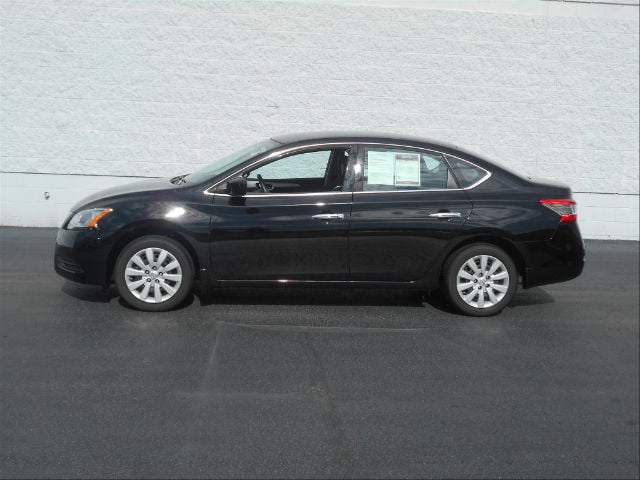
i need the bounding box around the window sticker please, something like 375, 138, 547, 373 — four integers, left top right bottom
366, 150, 395, 185
394, 153, 421, 186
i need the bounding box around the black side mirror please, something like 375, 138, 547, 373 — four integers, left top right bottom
226, 177, 247, 197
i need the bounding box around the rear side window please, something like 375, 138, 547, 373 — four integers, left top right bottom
445, 155, 489, 188
363, 148, 457, 191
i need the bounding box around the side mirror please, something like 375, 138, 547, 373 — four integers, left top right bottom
226, 177, 247, 197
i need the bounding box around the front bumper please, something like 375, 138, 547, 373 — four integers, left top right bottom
54, 229, 111, 286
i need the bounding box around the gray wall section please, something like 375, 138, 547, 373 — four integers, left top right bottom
0, 0, 638, 238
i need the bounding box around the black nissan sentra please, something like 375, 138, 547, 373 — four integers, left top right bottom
55, 132, 585, 316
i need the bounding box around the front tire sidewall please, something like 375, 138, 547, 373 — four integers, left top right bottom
444, 244, 517, 317
115, 236, 194, 312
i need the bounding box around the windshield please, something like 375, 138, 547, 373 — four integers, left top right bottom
186, 139, 280, 184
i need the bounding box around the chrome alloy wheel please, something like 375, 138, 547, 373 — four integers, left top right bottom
455, 254, 510, 309
124, 247, 183, 303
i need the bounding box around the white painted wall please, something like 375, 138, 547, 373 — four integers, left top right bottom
1, 0, 638, 239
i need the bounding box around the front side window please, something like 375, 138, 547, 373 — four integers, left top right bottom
362, 147, 457, 191
250, 150, 330, 180
243, 148, 350, 194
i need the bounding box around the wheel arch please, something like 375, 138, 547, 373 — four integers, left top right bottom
106, 221, 201, 285
438, 234, 527, 284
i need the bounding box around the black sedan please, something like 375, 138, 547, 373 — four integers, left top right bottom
54, 132, 585, 316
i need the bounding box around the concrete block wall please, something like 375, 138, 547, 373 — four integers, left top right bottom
1, 0, 638, 239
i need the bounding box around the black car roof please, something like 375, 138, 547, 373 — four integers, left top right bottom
270, 131, 470, 157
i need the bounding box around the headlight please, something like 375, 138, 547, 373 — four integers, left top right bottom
66, 208, 113, 230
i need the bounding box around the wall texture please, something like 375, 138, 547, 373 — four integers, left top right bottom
1, 0, 638, 239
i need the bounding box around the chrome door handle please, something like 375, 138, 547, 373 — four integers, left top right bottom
312, 213, 344, 221
428, 212, 462, 219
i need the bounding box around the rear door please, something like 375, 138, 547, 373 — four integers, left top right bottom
349, 145, 472, 282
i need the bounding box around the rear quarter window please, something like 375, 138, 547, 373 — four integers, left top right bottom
446, 156, 489, 188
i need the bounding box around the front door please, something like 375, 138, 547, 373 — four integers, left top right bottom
210, 147, 353, 281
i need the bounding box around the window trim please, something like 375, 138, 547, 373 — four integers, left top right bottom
203, 141, 491, 197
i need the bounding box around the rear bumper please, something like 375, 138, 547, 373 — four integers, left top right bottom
522, 222, 585, 289
54, 229, 111, 286
524, 258, 584, 288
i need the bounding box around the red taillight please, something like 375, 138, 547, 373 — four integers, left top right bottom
540, 199, 577, 222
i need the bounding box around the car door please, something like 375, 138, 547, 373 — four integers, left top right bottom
209, 147, 353, 281
349, 144, 473, 282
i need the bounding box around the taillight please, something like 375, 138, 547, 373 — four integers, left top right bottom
540, 199, 577, 222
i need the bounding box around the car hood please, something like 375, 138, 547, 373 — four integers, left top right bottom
71, 177, 175, 211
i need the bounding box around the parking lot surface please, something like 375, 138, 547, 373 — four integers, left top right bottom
0, 227, 638, 479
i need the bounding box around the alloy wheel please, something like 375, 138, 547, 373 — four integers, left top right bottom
124, 247, 183, 303
455, 254, 510, 309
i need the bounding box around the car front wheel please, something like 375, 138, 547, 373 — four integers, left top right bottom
443, 243, 517, 316
115, 235, 194, 312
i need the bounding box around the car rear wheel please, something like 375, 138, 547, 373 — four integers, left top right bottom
115, 235, 194, 312
443, 243, 517, 316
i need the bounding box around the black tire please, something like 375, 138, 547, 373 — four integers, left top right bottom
114, 235, 194, 312
442, 243, 517, 317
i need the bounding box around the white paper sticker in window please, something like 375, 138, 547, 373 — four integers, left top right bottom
367, 150, 395, 185
394, 152, 420, 186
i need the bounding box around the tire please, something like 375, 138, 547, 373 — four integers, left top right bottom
443, 243, 517, 317
114, 235, 194, 312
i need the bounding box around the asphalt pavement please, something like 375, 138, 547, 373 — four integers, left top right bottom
0, 227, 638, 479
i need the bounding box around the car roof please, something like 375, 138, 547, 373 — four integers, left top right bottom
270, 131, 470, 157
